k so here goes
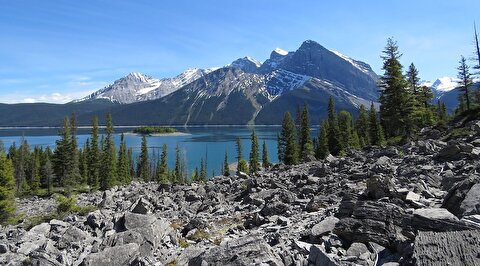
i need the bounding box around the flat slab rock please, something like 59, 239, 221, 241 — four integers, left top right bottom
413, 230, 480, 266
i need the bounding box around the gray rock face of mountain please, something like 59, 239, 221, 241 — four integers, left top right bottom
77, 69, 215, 104
272, 40, 379, 101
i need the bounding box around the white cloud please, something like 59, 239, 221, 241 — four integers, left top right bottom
0, 76, 108, 104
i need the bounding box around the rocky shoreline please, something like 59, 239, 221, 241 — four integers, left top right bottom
1, 121, 480, 265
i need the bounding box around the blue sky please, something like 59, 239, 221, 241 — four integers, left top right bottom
0, 0, 479, 103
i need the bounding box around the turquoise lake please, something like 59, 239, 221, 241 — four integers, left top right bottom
0, 126, 320, 178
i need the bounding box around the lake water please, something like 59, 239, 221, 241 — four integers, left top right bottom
0, 126, 319, 178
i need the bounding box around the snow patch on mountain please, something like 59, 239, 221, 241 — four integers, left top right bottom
264, 69, 311, 100
274, 48, 288, 56
331, 51, 371, 75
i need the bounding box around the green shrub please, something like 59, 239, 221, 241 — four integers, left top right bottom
56, 195, 77, 214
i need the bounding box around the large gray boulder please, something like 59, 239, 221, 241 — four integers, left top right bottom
82, 243, 140, 266
442, 175, 480, 218
311, 216, 339, 237
308, 245, 340, 266
189, 235, 284, 265
413, 230, 480, 266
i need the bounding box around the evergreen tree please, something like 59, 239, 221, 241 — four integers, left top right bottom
41, 157, 54, 195
99, 113, 116, 190
457, 55, 473, 111
236, 137, 248, 173
174, 144, 183, 183
378, 38, 411, 138
249, 130, 260, 174
117, 133, 130, 184
53, 117, 71, 187
437, 100, 448, 123
88, 116, 100, 188
30, 147, 41, 193
278, 112, 299, 165
63, 113, 81, 190
137, 135, 150, 181
261, 141, 270, 169
80, 140, 90, 184
157, 144, 168, 183
369, 103, 385, 145
338, 111, 359, 149
199, 157, 207, 182
191, 167, 199, 182
0, 152, 15, 222
327, 97, 342, 155
316, 120, 329, 159
406, 63, 420, 95
127, 148, 135, 178
355, 105, 370, 147
473, 22, 480, 78
299, 104, 314, 161
223, 151, 230, 176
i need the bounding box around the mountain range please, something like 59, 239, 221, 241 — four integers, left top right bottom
0, 39, 470, 126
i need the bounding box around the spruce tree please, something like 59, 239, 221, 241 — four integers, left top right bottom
473, 22, 480, 78
0, 152, 15, 223
369, 103, 385, 146
261, 141, 270, 169
157, 144, 168, 183
378, 38, 411, 138
88, 116, 100, 188
406, 63, 420, 95
99, 113, 116, 190
223, 151, 230, 176
137, 135, 150, 181
236, 137, 248, 173
199, 157, 207, 182
68, 113, 81, 188
117, 133, 130, 184
299, 104, 314, 161
174, 144, 185, 183
457, 55, 473, 111
316, 120, 329, 159
279, 112, 299, 165
355, 105, 370, 147
192, 167, 199, 182
327, 97, 342, 156
53, 117, 71, 187
41, 157, 54, 195
249, 130, 260, 174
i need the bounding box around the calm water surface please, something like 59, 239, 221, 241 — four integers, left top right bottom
0, 126, 319, 177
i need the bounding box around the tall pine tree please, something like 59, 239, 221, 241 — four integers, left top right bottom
457, 55, 473, 111
53, 117, 71, 187
262, 141, 270, 169
278, 112, 298, 165
249, 130, 260, 174
137, 135, 150, 181
0, 152, 15, 222
355, 105, 370, 147
378, 38, 411, 138
88, 116, 100, 188
369, 103, 385, 146
99, 113, 116, 190
157, 144, 168, 183
117, 133, 130, 184
327, 97, 342, 156
223, 151, 230, 176
316, 120, 329, 159
299, 104, 314, 161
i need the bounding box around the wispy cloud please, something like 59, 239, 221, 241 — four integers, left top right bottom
0, 75, 107, 104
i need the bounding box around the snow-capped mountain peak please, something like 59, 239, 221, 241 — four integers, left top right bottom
229, 57, 262, 73
273, 48, 288, 56
422, 77, 459, 93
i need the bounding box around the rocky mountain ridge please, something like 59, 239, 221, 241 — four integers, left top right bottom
2, 120, 480, 265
